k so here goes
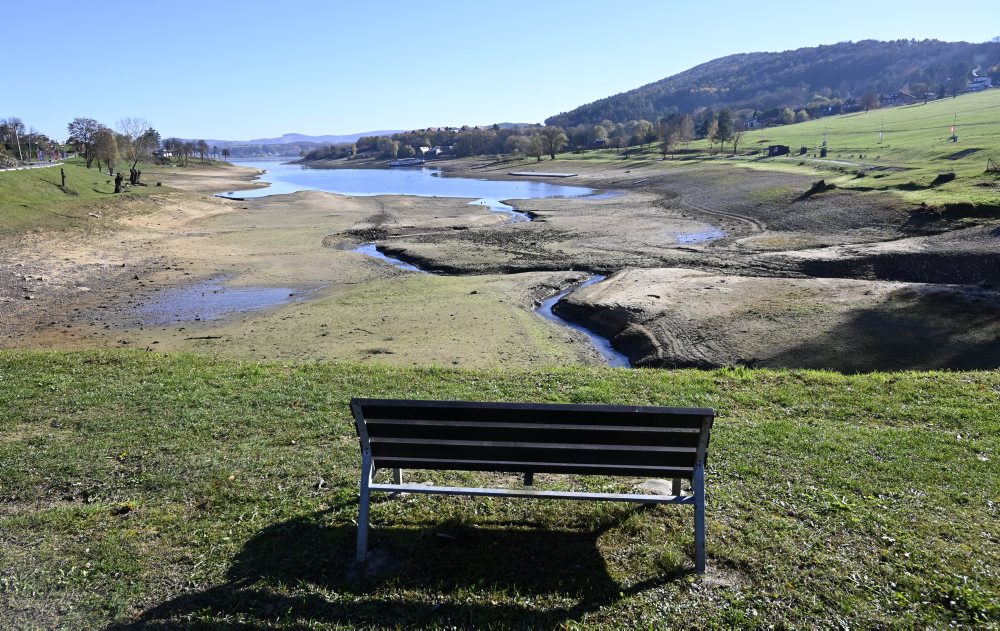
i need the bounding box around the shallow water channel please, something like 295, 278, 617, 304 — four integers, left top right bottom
210, 160, 631, 366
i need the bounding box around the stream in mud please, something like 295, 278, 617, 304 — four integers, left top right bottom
148, 160, 690, 366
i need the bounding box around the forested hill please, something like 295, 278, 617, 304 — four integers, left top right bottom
545, 39, 1000, 127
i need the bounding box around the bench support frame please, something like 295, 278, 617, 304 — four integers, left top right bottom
352, 399, 711, 574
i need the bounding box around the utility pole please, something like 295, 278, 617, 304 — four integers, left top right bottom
13, 126, 23, 162
879, 121, 884, 144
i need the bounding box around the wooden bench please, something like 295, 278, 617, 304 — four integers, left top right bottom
351, 398, 715, 573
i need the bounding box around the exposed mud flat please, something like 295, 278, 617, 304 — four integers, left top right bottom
3, 157, 999, 371
557, 268, 1000, 372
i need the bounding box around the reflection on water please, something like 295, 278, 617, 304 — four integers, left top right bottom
136, 278, 305, 325
354, 244, 427, 272
468, 198, 532, 223
227, 160, 596, 201
675, 228, 726, 244
537, 275, 631, 368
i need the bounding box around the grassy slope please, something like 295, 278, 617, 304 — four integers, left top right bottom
555, 90, 1000, 207
1, 351, 997, 628
734, 89, 1000, 204
0, 157, 230, 234
0, 158, 159, 233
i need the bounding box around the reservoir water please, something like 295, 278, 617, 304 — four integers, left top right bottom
228, 159, 597, 203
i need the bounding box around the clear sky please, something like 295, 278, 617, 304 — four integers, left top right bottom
7, 0, 999, 141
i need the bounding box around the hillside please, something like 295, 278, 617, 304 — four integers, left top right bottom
546, 39, 1000, 127
727, 88, 1000, 205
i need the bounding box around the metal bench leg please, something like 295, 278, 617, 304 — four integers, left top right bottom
693, 462, 706, 574
523, 471, 534, 486
672, 478, 682, 496
393, 468, 403, 484
356, 451, 374, 563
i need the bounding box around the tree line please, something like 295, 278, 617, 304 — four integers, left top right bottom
300, 108, 760, 163
64, 117, 161, 177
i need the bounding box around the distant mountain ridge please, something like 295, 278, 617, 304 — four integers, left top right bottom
546, 39, 1000, 127
190, 131, 405, 147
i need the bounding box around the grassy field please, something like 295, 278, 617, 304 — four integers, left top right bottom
555, 89, 1000, 207
1, 351, 997, 628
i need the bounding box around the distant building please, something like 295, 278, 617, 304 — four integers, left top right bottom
970, 76, 993, 91
766, 145, 791, 157
590, 139, 608, 148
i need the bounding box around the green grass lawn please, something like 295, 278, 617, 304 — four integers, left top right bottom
1, 351, 997, 628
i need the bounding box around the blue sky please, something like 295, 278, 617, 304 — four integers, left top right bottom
7, 0, 999, 141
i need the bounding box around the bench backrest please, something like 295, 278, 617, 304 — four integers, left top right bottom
351, 398, 715, 479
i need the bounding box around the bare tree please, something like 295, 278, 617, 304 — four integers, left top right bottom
67, 117, 100, 168
860, 92, 880, 111
730, 125, 746, 155
117, 118, 160, 171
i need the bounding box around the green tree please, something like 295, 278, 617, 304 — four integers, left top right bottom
67, 117, 100, 168
526, 134, 544, 162
539, 126, 568, 159
712, 110, 733, 152
93, 126, 118, 175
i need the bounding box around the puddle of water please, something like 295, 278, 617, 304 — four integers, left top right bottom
585, 190, 624, 201
675, 228, 726, 244
468, 198, 531, 223
136, 278, 304, 326
537, 275, 631, 368
354, 244, 427, 272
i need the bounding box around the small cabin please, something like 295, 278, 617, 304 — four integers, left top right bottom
970, 76, 993, 91
767, 145, 791, 157
590, 139, 608, 148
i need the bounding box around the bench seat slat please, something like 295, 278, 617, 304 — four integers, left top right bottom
370, 437, 697, 453
367, 422, 701, 448
365, 418, 703, 433
356, 400, 711, 429
368, 483, 696, 504
374, 457, 694, 478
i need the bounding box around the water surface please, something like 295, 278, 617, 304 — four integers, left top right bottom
228, 160, 596, 203
137, 278, 306, 325
536, 275, 631, 368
